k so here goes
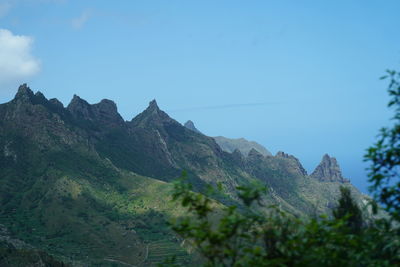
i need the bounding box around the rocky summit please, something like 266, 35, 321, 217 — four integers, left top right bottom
0, 85, 366, 266
311, 154, 350, 183
184, 120, 202, 134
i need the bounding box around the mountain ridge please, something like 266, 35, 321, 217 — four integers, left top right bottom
0, 84, 367, 265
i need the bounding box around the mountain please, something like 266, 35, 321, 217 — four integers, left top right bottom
0, 85, 192, 266
0, 85, 368, 266
183, 119, 272, 157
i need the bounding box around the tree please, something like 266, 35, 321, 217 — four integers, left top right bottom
169, 173, 399, 266
333, 186, 363, 233
365, 69, 400, 220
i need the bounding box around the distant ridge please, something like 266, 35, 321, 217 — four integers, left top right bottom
213, 136, 272, 157
183, 119, 272, 157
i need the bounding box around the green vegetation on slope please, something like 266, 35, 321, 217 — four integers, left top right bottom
0, 140, 192, 266
0, 84, 372, 266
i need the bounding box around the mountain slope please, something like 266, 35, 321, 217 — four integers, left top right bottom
0, 84, 368, 265
0, 86, 192, 266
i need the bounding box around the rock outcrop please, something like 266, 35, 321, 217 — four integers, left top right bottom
276, 151, 308, 176
247, 148, 265, 161
311, 154, 349, 183
67, 95, 125, 128
130, 99, 175, 129
13, 83, 34, 102
184, 120, 202, 134
67, 94, 93, 120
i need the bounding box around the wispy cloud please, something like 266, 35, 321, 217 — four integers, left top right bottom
167, 102, 279, 112
0, 29, 40, 87
71, 10, 91, 29
25, 0, 68, 4
0, 0, 67, 18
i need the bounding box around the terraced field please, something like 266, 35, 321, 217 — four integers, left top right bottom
145, 239, 190, 266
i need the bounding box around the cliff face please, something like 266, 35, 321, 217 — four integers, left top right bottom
311, 154, 350, 183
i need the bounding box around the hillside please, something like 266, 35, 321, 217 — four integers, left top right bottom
0, 84, 368, 265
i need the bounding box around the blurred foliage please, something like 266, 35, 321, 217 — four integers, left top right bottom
365, 69, 400, 220
169, 173, 399, 266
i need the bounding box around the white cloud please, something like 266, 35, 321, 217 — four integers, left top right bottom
0, 29, 40, 87
71, 10, 91, 29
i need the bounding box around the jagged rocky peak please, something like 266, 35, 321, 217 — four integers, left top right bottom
14, 83, 34, 102
130, 99, 175, 127
142, 99, 163, 116
311, 154, 349, 183
276, 151, 308, 176
93, 99, 124, 125
34, 91, 46, 99
67, 95, 124, 125
67, 94, 92, 119
17, 83, 33, 95
94, 99, 118, 114
13, 84, 51, 106
49, 98, 64, 109
68, 94, 90, 108
276, 151, 289, 158
147, 99, 160, 113
184, 120, 202, 134
149, 99, 158, 107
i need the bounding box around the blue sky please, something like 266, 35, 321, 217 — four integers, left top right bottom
0, 0, 399, 193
